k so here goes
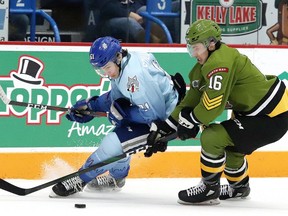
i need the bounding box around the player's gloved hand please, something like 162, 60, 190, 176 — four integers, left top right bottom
144, 140, 168, 157
171, 72, 186, 103
108, 98, 131, 127
144, 116, 177, 157
66, 96, 98, 123
178, 107, 200, 140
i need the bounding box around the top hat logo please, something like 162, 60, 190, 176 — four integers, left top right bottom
11, 55, 44, 86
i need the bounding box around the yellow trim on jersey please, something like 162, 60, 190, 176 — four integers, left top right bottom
268, 89, 288, 117
202, 91, 223, 110
224, 170, 249, 182
201, 163, 225, 173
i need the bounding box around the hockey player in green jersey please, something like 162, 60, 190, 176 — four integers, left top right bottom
144, 19, 288, 205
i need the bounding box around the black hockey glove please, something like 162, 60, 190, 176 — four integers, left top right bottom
66, 96, 99, 123
144, 140, 168, 158
144, 116, 177, 157
171, 72, 186, 104
108, 98, 131, 127
177, 107, 200, 140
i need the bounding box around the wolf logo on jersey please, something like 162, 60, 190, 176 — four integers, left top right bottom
127, 76, 139, 93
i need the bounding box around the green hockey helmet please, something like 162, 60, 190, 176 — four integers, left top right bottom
185, 19, 222, 46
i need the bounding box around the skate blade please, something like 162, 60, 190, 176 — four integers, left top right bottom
220, 196, 250, 201
84, 186, 122, 193
49, 191, 61, 198
177, 198, 220, 205
48, 191, 79, 198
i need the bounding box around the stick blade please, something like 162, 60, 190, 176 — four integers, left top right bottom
0, 179, 27, 196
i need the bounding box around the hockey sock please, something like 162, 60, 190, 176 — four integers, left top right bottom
200, 150, 226, 184
224, 158, 249, 187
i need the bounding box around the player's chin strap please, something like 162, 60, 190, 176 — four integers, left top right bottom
0, 132, 177, 196
114, 50, 129, 73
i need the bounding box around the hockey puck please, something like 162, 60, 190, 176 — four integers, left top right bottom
74, 204, 86, 208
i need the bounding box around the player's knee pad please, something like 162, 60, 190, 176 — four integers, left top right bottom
200, 124, 231, 156
96, 132, 123, 159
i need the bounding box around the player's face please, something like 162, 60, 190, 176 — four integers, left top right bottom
100, 61, 120, 79
187, 43, 209, 65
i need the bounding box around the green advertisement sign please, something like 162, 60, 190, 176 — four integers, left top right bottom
2, 46, 286, 149
0, 48, 206, 148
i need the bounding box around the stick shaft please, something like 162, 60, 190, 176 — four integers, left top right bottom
0, 85, 107, 117
8, 100, 107, 117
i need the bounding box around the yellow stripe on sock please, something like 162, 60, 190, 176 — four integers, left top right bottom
225, 170, 249, 182
200, 163, 225, 174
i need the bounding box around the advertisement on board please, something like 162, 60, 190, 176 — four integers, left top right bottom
181, 0, 288, 45
0, 44, 287, 150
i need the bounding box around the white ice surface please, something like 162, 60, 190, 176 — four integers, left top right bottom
1, 178, 287, 216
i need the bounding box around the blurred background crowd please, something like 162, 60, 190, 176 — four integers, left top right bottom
8, 0, 287, 45
9, 0, 181, 43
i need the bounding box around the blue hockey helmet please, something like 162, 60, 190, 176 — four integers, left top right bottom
89, 36, 122, 77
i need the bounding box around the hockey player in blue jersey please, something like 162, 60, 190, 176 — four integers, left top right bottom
50, 36, 184, 197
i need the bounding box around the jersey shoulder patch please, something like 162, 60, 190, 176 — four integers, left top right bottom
207, 67, 229, 79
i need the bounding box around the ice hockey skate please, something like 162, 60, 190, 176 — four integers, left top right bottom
86, 173, 125, 192
219, 183, 250, 200
178, 180, 220, 205
49, 175, 86, 198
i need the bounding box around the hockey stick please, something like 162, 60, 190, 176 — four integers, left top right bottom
0, 132, 178, 196
0, 85, 107, 117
